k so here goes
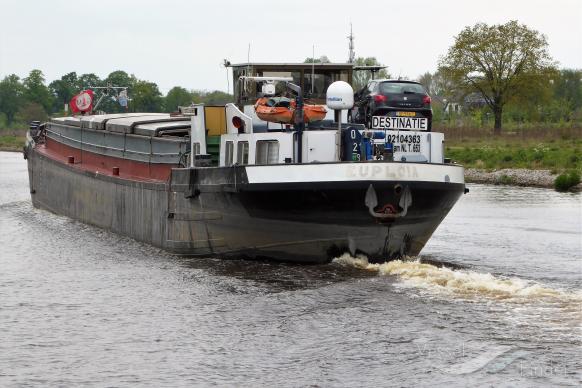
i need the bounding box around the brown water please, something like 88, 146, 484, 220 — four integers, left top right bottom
1, 151, 581, 387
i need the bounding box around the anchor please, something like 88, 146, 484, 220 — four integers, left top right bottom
365, 184, 412, 219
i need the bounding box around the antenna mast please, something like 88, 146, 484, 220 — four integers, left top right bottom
312, 44, 315, 94
247, 43, 251, 76
347, 23, 355, 63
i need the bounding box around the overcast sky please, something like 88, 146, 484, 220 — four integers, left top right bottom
1, 0, 580, 94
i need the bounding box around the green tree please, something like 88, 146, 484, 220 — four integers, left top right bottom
0, 74, 24, 125
104, 70, 135, 89
554, 69, 582, 122
304, 55, 331, 63
504, 69, 555, 123
418, 70, 463, 114
49, 71, 78, 112
15, 102, 49, 124
100, 71, 136, 113
23, 69, 52, 114
553, 69, 582, 110
78, 73, 102, 90
352, 57, 390, 90
164, 86, 193, 112
438, 20, 555, 134
198, 90, 234, 105
131, 80, 163, 112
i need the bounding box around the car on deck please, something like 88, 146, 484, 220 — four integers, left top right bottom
350, 79, 433, 130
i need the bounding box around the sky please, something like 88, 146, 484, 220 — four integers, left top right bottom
0, 0, 581, 94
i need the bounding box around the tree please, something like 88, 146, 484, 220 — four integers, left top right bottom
164, 86, 193, 112
131, 80, 163, 112
527, 69, 582, 122
0, 74, 24, 125
49, 71, 78, 112
438, 20, 555, 134
304, 55, 331, 64
78, 73, 102, 90
23, 69, 52, 114
100, 71, 136, 113
352, 57, 390, 90
15, 102, 49, 124
553, 69, 582, 109
105, 70, 135, 89
198, 90, 234, 105
418, 70, 459, 112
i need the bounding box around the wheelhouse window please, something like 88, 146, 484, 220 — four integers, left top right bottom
236, 141, 249, 165
233, 67, 256, 104
225, 141, 234, 166
261, 71, 301, 95
255, 140, 279, 165
303, 73, 327, 98
303, 70, 349, 99
232, 64, 353, 105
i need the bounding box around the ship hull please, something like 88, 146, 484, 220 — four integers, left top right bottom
26, 145, 465, 264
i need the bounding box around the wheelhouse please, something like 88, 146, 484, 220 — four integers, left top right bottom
231, 62, 353, 106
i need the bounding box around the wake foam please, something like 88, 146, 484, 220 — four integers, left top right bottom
333, 253, 582, 303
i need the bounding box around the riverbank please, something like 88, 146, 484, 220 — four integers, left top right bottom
442, 127, 582, 172
465, 167, 581, 191
0, 129, 26, 152
442, 127, 582, 191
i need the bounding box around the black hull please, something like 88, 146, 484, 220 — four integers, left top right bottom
197, 183, 463, 263
27, 149, 465, 264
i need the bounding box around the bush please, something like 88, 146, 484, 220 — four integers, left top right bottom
15, 102, 48, 124
498, 174, 513, 185
554, 171, 581, 191
532, 151, 544, 162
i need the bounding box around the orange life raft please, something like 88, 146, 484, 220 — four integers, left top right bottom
254, 97, 327, 124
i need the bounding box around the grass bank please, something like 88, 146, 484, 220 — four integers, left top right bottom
442, 127, 582, 172
0, 128, 26, 152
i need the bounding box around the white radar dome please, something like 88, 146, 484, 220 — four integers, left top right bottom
326, 81, 354, 110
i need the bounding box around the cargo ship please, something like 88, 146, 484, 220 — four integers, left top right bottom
24, 63, 466, 263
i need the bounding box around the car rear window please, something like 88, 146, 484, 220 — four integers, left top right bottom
379, 82, 425, 94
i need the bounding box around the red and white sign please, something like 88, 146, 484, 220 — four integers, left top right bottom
70, 90, 94, 113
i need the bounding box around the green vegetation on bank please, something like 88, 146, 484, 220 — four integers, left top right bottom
554, 171, 581, 191
0, 129, 26, 151
443, 127, 582, 172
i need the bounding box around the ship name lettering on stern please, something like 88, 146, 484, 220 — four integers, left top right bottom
346, 165, 419, 179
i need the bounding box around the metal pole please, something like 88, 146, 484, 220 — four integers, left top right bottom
337, 111, 342, 161
311, 45, 315, 95
286, 82, 304, 163
296, 90, 304, 163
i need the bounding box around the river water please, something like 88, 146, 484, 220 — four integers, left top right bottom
0, 151, 580, 387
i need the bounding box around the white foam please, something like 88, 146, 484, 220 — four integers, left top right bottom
333, 254, 582, 304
